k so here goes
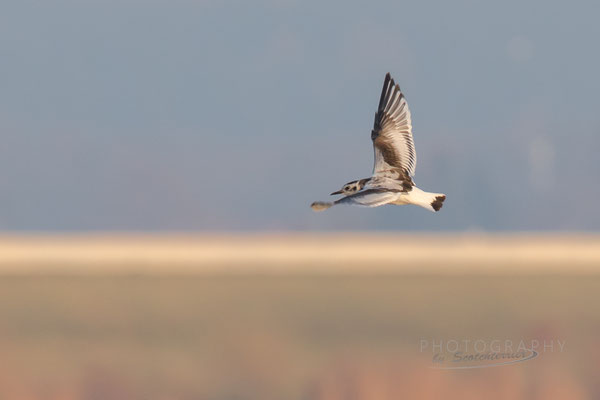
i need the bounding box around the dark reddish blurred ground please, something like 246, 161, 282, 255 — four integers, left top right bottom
0, 274, 598, 399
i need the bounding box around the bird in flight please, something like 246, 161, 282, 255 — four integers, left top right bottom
311, 73, 446, 212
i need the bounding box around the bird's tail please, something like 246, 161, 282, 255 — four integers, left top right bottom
310, 201, 334, 212
409, 187, 446, 212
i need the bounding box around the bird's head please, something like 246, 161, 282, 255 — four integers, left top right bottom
330, 179, 369, 196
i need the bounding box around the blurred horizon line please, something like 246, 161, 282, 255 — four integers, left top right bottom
0, 232, 598, 275
1, 230, 599, 237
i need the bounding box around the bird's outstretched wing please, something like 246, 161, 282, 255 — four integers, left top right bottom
334, 189, 400, 208
371, 73, 416, 181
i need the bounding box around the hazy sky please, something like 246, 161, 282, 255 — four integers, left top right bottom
1, 0, 599, 231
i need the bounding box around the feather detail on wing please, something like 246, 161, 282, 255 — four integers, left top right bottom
371, 73, 417, 180
334, 189, 400, 208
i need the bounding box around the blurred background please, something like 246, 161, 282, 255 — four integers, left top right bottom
1, 0, 599, 231
1, 0, 600, 398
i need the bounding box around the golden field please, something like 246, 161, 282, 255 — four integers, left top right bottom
0, 234, 599, 399
1, 233, 599, 273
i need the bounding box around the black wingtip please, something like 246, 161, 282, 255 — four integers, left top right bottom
384, 72, 394, 87
386, 72, 394, 85
378, 72, 395, 112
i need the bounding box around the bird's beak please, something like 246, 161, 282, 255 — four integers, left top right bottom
330, 190, 343, 195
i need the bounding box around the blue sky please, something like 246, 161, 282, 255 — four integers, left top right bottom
1, 0, 599, 231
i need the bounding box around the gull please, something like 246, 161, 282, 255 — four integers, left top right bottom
311, 73, 446, 212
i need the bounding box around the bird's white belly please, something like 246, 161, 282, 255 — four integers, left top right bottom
390, 193, 411, 205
